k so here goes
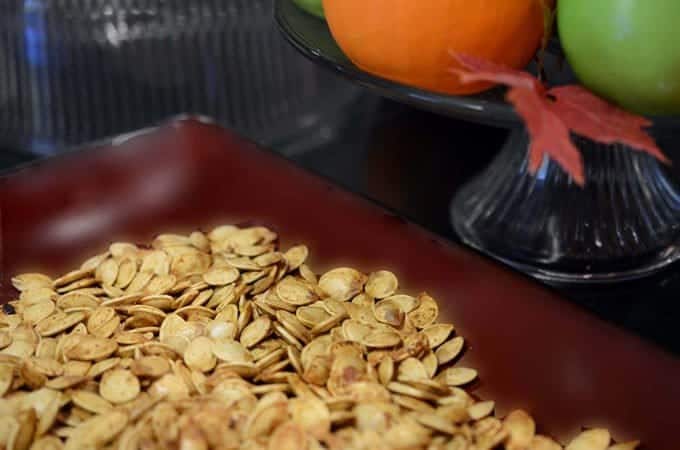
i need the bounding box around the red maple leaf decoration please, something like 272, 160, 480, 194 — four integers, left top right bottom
450, 53, 669, 186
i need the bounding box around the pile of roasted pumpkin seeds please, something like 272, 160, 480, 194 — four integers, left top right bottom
0, 225, 638, 450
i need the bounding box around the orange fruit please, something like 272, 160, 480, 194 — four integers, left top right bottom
323, 0, 549, 95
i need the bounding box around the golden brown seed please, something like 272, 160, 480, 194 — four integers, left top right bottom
387, 381, 438, 401
296, 306, 330, 328
63, 336, 118, 361
115, 258, 137, 288
96, 258, 119, 286
203, 267, 240, 286
0, 363, 13, 396
63, 409, 129, 449
378, 356, 394, 385
407, 293, 439, 329
435, 336, 465, 365
566, 429, 611, 450
184, 337, 217, 372
240, 316, 273, 348
530, 436, 564, 450
149, 373, 190, 401
0, 330, 12, 350
421, 351, 438, 378
365, 270, 398, 299
373, 299, 405, 327
398, 357, 429, 380
298, 264, 317, 284
53, 268, 93, 288
99, 369, 141, 404
21, 287, 57, 305
318, 268, 366, 301
22, 300, 56, 324
14, 408, 38, 450
86, 358, 120, 378
269, 422, 308, 450
423, 324, 454, 348
362, 330, 402, 348
416, 412, 457, 434
33, 436, 62, 449
45, 375, 88, 390
468, 401, 495, 420
212, 339, 251, 364
284, 245, 309, 271
504, 409, 536, 450
436, 367, 478, 386
276, 277, 319, 306
12, 273, 53, 292
131, 356, 171, 378
71, 390, 114, 414
289, 396, 330, 438
35, 312, 86, 337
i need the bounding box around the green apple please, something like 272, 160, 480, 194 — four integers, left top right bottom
292, 0, 325, 19
558, 0, 680, 115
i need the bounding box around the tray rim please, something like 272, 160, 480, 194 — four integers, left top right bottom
0, 114, 221, 179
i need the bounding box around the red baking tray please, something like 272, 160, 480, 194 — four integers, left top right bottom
1, 118, 677, 449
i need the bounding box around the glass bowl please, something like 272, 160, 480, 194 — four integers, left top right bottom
276, 0, 680, 284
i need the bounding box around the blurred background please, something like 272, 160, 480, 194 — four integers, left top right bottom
0, 0, 679, 355
0, 0, 504, 224
0, 0, 364, 157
